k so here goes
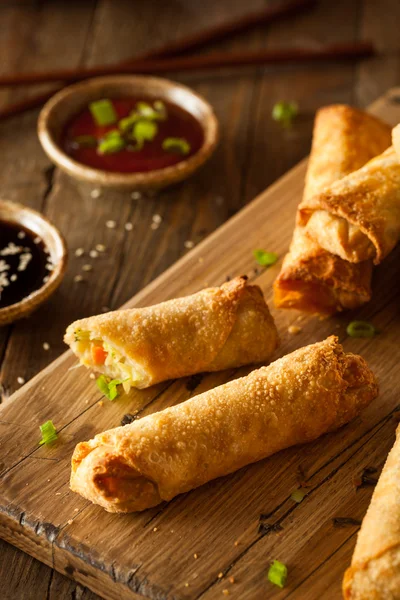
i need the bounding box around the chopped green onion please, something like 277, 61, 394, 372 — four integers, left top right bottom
118, 114, 141, 133
136, 101, 167, 121
39, 420, 58, 446
89, 99, 117, 126
272, 101, 298, 128
72, 135, 97, 148
253, 249, 278, 267
96, 375, 128, 401
346, 321, 376, 338
268, 560, 287, 589
98, 131, 125, 155
128, 119, 158, 150
162, 137, 191, 155
291, 489, 306, 503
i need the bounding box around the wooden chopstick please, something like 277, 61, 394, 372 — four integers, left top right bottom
0, 43, 375, 87
0, 0, 316, 121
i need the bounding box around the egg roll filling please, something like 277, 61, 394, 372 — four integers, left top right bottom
73, 328, 144, 392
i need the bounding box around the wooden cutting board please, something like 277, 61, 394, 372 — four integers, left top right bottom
1, 88, 400, 600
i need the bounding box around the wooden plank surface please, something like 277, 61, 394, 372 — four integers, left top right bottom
1, 0, 400, 598
1, 87, 400, 600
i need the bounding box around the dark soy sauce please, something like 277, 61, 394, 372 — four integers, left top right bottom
0, 220, 51, 309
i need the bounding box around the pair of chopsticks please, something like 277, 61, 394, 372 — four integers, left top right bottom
0, 0, 375, 121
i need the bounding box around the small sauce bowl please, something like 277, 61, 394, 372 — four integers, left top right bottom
38, 75, 219, 191
0, 200, 67, 325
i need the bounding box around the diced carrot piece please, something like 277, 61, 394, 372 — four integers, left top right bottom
91, 344, 107, 365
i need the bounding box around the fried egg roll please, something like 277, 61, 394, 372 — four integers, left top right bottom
393, 123, 400, 162
299, 143, 400, 264
274, 105, 391, 315
70, 336, 378, 513
343, 425, 400, 599
64, 277, 279, 390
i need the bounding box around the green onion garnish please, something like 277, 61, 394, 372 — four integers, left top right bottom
137, 101, 166, 121
72, 135, 97, 148
267, 560, 287, 589
272, 101, 298, 128
162, 137, 191, 155
96, 375, 127, 401
89, 99, 118, 126
291, 489, 306, 503
346, 321, 376, 338
129, 120, 158, 150
39, 420, 58, 446
98, 131, 125, 155
253, 249, 278, 267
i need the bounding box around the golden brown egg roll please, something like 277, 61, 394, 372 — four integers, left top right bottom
393, 123, 400, 162
64, 277, 279, 390
299, 143, 400, 264
274, 105, 391, 315
343, 425, 400, 599
70, 336, 378, 513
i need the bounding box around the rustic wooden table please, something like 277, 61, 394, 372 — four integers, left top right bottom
0, 1, 399, 599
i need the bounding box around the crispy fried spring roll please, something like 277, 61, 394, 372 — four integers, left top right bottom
274, 105, 391, 315
64, 277, 279, 390
70, 336, 378, 513
393, 123, 400, 162
343, 426, 400, 599
299, 143, 400, 264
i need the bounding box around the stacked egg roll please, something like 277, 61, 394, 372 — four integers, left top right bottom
343, 426, 400, 599
70, 336, 378, 513
274, 105, 391, 315
64, 276, 279, 390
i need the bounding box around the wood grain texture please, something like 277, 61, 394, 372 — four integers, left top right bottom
1, 0, 400, 599
1, 88, 400, 600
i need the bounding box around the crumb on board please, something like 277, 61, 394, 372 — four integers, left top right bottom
124, 222, 133, 231
82, 264, 93, 272
185, 583, 189, 588
222, 590, 229, 596
218, 572, 224, 579
90, 188, 101, 199
55, 492, 61, 496
74, 508, 79, 512
67, 519, 73, 525
153, 527, 158, 532
229, 577, 235, 584
288, 325, 302, 335
193, 553, 198, 559
150, 222, 159, 230
95, 244, 106, 252
131, 191, 142, 200
234, 541, 239, 546
89, 250, 99, 258
74, 248, 84, 257
98, 400, 104, 407
73, 274, 85, 283
17, 376, 25, 385
106, 220, 116, 229
89, 373, 96, 380
43, 342, 50, 351
184, 240, 194, 249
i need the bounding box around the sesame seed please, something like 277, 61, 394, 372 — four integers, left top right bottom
17, 377, 25, 385
74, 248, 84, 257
124, 222, 133, 231
95, 244, 106, 252
10, 274, 17, 282
90, 189, 101, 199
131, 191, 142, 200
82, 264, 93, 272
34, 236, 41, 244
55, 492, 61, 496
73, 274, 84, 283
106, 220, 116, 229
43, 342, 50, 351
152, 214, 162, 224
89, 373, 96, 380
89, 250, 99, 258
43, 275, 49, 283
150, 222, 159, 230
17, 231, 26, 239
218, 572, 224, 579
288, 325, 302, 335
184, 240, 194, 249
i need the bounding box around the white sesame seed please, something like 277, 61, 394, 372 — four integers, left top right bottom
73, 274, 84, 283
43, 342, 50, 351
10, 274, 17, 282
184, 240, 194, 249
150, 222, 159, 230
106, 220, 116, 229
131, 191, 142, 200
89, 250, 99, 259
17, 231, 26, 239
43, 275, 49, 283
82, 264, 92, 272
124, 222, 133, 231
33, 236, 41, 244
90, 189, 101, 199
95, 244, 106, 252
152, 214, 162, 224
89, 373, 96, 380
17, 377, 25, 385
74, 248, 84, 257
